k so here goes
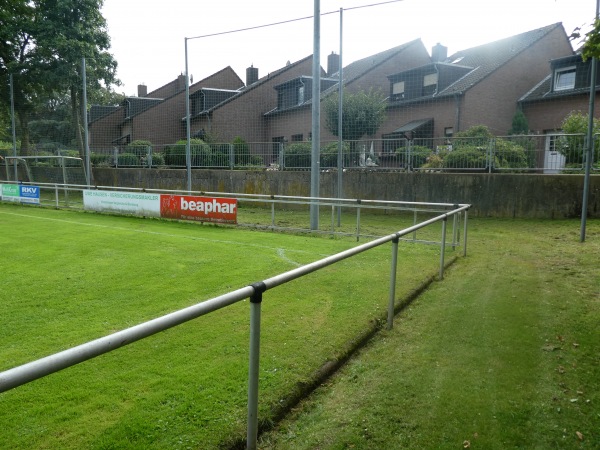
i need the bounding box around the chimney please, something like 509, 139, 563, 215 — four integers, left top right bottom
327, 51, 340, 76
246, 65, 259, 86
432, 43, 448, 62
177, 74, 186, 91
137, 84, 147, 97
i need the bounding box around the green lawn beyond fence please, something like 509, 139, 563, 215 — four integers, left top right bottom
0, 203, 598, 449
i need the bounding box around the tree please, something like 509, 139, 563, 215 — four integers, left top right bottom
509, 110, 529, 135
34, 0, 119, 158
559, 111, 600, 165
576, 18, 600, 60
323, 88, 387, 143
0, 0, 119, 156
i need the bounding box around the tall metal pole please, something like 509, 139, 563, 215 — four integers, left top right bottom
9, 74, 17, 181
82, 58, 91, 187
336, 8, 344, 226
310, 0, 321, 230
581, 0, 600, 242
185, 37, 192, 193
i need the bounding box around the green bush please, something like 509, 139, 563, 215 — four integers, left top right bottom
91, 153, 111, 167
127, 140, 152, 158
117, 153, 140, 166
282, 143, 311, 168
395, 145, 432, 169
443, 147, 489, 169
320, 141, 350, 168
148, 153, 165, 167
164, 139, 216, 167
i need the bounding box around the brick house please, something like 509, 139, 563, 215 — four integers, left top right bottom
518, 53, 600, 172
89, 22, 577, 164
379, 23, 574, 153
263, 39, 432, 146
519, 53, 600, 132
88, 67, 244, 151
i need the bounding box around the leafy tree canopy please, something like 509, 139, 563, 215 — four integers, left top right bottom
323, 88, 387, 142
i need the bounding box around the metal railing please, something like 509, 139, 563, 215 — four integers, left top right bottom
0, 196, 469, 449
77, 134, 600, 173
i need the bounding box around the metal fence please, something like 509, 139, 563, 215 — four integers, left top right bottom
78, 133, 599, 173
0, 194, 470, 450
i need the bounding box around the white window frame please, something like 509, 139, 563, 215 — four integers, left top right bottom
554, 66, 576, 91
392, 81, 405, 95
423, 73, 438, 87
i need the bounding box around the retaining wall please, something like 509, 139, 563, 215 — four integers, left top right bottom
35, 167, 600, 218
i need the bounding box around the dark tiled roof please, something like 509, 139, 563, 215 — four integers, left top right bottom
88, 105, 120, 123
335, 39, 422, 85
438, 23, 564, 96
387, 22, 566, 109
124, 97, 163, 119
263, 39, 425, 117
519, 75, 600, 102
197, 55, 316, 116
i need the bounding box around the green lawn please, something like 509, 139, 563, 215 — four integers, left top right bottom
259, 218, 600, 449
0, 202, 447, 449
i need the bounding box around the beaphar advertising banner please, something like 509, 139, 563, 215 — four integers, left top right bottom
160, 195, 238, 224
83, 190, 161, 216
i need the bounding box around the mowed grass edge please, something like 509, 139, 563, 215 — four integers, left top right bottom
0, 202, 447, 449
258, 218, 600, 450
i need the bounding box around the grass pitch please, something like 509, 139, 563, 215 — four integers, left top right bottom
0, 202, 445, 449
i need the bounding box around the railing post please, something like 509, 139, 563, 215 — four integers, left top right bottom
247, 282, 266, 450
229, 143, 235, 170
270, 197, 275, 228
356, 199, 361, 242
463, 209, 469, 257
439, 217, 447, 280
412, 209, 417, 242
387, 235, 399, 330
452, 205, 459, 250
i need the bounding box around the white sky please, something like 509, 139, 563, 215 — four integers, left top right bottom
101, 0, 596, 96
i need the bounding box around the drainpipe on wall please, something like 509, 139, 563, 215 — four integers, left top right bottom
453, 93, 462, 133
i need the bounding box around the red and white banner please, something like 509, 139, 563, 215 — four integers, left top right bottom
160, 195, 237, 224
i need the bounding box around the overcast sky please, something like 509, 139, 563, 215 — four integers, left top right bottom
101, 0, 596, 96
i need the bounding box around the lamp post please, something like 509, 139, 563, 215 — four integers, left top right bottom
581, 0, 600, 242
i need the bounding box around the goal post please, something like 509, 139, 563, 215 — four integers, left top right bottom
2, 155, 88, 186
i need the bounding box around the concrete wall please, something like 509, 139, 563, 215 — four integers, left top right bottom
90, 168, 600, 219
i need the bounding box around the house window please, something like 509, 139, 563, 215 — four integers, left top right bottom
392, 81, 405, 100
423, 72, 438, 96
444, 127, 453, 137
424, 73, 438, 86
554, 66, 576, 91
291, 134, 303, 142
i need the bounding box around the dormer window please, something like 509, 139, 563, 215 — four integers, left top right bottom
554, 66, 576, 91
392, 81, 405, 100
423, 72, 438, 96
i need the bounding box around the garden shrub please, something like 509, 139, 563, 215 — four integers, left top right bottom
127, 140, 152, 158
117, 153, 140, 166
164, 139, 215, 167
320, 141, 350, 168
394, 145, 432, 169
282, 143, 311, 168
90, 153, 110, 167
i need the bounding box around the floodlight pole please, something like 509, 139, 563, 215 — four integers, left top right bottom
82, 58, 91, 187
337, 8, 344, 227
581, 0, 600, 242
185, 37, 192, 193
9, 73, 17, 181
310, 0, 321, 230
